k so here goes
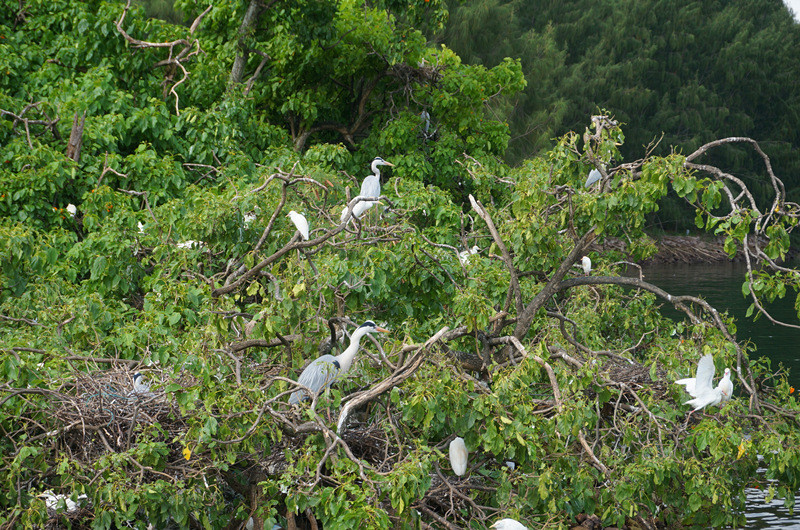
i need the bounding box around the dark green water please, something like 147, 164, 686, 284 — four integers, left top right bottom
639, 262, 799, 387
638, 262, 800, 528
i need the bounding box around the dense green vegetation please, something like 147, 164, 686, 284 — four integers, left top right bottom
1, 1, 799, 528
441, 0, 800, 228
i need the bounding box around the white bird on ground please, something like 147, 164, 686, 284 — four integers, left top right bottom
449, 437, 468, 476
676, 354, 733, 411
584, 168, 602, 188
491, 518, 528, 530
459, 245, 480, 265
287, 210, 309, 240
288, 320, 389, 404
581, 255, 592, 275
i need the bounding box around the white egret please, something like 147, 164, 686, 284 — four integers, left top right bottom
361, 157, 394, 199
287, 210, 309, 240
340, 158, 394, 223
66, 204, 77, 217
584, 168, 602, 188
459, 245, 480, 265
491, 519, 528, 530
137, 221, 146, 234
39, 491, 88, 513
676, 354, 732, 411
288, 320, 389, 404
448, 437, 468, 476
581, 255, 592, 275
719, 367, 734, 403
176, 240, 205, 249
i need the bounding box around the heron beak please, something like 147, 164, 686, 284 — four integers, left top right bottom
384, 162, 395, 167
375, 326, 390, 333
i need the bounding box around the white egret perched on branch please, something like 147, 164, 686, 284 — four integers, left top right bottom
581, 255, 592, 275
449, 436, 468, 476
459, 245, 480, 265
675, 354, 733, 411
288, 320, 389, 404
341, 157, 394, 223
287, 210, 309, 240
491, 519, 528, 530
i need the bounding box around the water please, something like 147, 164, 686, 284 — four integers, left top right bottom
636, 262, 800, 528
638, 262, 800, 386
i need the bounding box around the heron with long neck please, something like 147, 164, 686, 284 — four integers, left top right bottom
288, 320, 389, 404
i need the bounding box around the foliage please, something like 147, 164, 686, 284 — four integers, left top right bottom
1, 1, 799, 529
440, 0, 800, 228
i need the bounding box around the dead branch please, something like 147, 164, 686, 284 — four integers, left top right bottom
337, 327, 449, 433
115, 1, 210, 114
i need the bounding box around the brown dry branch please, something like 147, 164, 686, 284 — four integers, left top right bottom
115, 1, 211, 114
683, 137, 800, 330
0, 102, 61, 148
215, 168, 387, 297
337, 326, 449, 433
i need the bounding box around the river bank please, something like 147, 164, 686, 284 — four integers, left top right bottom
595, 235, 799, 265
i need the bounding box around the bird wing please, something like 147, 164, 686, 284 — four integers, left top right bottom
675, 377, 698, 397
360, 175, 380, 198
289, 355, 340, 404
289, 212, 309, 240
693, 354, 715, 394
686, 386, 723, 411
584, 169, 602, 188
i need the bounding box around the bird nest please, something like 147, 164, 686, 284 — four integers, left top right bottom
33, 367, 193, 463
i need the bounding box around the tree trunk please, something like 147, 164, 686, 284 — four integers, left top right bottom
229, 0, 263, 86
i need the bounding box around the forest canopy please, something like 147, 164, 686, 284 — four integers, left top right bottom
1, 1, 800, 529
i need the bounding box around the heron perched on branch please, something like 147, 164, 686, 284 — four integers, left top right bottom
341, 157, 394, 222
287, 210, 309, 240
449, 436, 468, 476
288, 320, 389, 404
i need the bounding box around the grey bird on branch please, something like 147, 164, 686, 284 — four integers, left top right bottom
288, 320, 389, 404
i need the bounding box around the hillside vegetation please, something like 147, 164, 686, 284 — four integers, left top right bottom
1, 1, 800, 529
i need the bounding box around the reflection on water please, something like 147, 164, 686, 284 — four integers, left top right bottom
637, 262, 800, 386
632, 262, 800, 528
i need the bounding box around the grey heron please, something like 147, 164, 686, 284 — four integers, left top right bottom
448, 436, 468, 476
584, 168, 602, 188
132, 372, 151, 394
288, 320, 389, 404
287, 210, 309, 240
